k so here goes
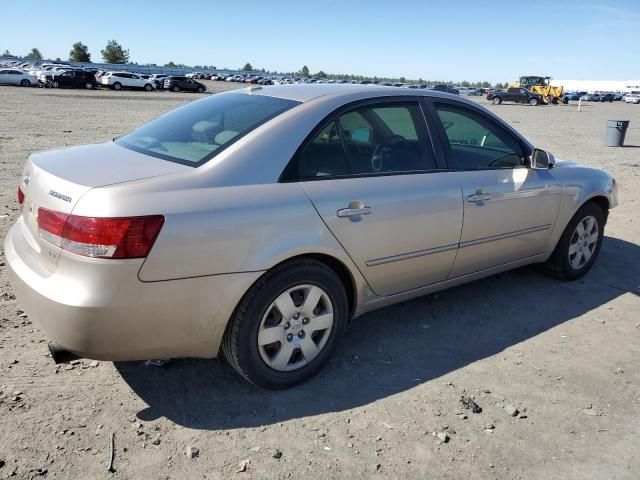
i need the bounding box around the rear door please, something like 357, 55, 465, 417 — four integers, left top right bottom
294, 98, 463, 296
427, 99, 562, 277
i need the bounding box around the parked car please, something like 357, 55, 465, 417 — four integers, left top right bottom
0, 68, 38, 87
468, 88, 486, 96
101, 72, 155, 91
47, 70, 97, 89
149, 74, 169, 90
600, 93, 614, 103
580, 94, 601, 102
624, 94, 640, 104
563, 92, 582, 102
432, 84, 459, 94
163, 76, 206, 92
7, 85, 618, 388
487, 87, 544, 106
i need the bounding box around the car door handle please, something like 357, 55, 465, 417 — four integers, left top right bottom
337, 206, 372, 217
467, 193, 491, 202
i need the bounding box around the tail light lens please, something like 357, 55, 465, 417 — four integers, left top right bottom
37, 208, 164, 259
17, 186, 24, 205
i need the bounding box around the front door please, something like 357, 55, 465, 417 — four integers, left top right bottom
296, 100, 463, 296
429, 101, 562, 277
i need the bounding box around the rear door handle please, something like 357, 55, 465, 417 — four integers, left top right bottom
337, 206, 372, 217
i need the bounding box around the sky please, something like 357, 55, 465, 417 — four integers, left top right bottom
2, 0, 639, 83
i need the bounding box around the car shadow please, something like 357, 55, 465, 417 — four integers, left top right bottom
116, 236, 639, 430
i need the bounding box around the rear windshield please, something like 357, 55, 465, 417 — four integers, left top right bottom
116, 93, 300, 166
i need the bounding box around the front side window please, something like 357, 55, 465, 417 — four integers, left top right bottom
116, 93, 300, 166
297, 102, 436, 179
434, 104, 525, 169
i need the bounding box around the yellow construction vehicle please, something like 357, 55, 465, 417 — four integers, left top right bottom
509, 76, 567, 104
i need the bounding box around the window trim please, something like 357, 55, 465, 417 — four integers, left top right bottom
422, 97, 532, 171
279, 96, 445, 183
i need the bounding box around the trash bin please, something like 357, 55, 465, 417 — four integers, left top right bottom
604, 120, 629, 147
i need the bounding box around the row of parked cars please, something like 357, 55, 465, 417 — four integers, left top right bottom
0, 60, 209, 93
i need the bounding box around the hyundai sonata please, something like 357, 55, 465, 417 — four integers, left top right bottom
5, 84, 617, 388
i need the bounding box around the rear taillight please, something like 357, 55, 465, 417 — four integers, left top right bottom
17, 186, 24, 205
37, 208, 164, 259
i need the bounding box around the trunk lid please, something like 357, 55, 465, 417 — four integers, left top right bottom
18, 141, 187, 272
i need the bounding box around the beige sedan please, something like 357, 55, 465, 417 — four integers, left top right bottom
5, 84, 617, 388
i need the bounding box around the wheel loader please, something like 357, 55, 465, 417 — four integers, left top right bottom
508, 76, 568, 104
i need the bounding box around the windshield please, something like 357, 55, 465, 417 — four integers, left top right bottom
116, 93, 300, 166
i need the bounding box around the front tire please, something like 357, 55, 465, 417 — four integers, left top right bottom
85, 82, 93, 90
20, 79, 31, 87
50, 80, 60, 88
529, 97, 539, 106
544, 201, 605, 280
144, 83, 153, 91
492, 97, 502, 105
222, 258, 348, 389
113, 82, 122, 91
197, 86, 204, 93
172, 85, 180, 92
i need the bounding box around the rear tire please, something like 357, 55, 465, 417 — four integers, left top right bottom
529, 97, 539, 106
222, 258, 348, 389
85, 82, 93, 90
20, 79, 31, 87
544, 201, 605, 280
172, 85, 180, 92
492, 97, 502, 105
144, 83, 153, 91
50, 80, 60, 88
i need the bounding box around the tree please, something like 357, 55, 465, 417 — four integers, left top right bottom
1, 49, 14, 57
242, 62, 253, 71
69, 42, 91, 62
25, 48, 43, 60
481, 81, 490, 88
164, 61, 177, 67
101, 40, 129, 64
300, 65, 310, 77
315, 70, 327, 79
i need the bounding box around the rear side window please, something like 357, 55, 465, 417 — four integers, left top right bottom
434, 103, 525, 169
296, 102, 436, 179
116, 93, 300, 166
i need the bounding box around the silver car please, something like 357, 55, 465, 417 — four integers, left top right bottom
5, 85, 618, 388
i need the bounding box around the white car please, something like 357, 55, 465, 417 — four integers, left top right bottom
0, 68, 39, 87
101, 72, 155, 91
624, 94, 640, 104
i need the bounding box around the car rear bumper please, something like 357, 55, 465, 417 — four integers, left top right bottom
5, 221, 262, 361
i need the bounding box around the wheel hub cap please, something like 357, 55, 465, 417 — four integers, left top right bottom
257, 284, 334, 372
568, 215, 598, 270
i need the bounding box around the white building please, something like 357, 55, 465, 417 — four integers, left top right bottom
551, 79, 640, 94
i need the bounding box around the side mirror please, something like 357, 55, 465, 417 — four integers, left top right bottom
530, 148, 555, 169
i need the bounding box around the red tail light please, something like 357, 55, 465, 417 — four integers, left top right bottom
17, 186, 24, 205
37, 208, 164, 259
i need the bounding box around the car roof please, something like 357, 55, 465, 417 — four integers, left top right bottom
239, 83, 463, 103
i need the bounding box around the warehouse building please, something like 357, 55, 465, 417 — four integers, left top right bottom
551, 79, 640, 94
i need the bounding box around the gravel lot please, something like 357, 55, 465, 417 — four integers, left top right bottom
0, 83, 639, 479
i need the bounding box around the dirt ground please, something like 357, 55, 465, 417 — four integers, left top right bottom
0, 83, 639, 480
